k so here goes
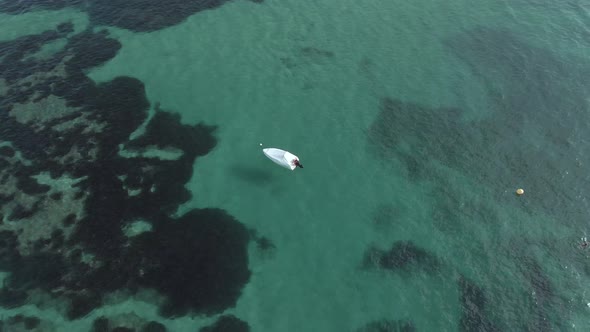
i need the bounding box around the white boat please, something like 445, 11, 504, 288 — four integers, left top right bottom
262, 148, 302, 170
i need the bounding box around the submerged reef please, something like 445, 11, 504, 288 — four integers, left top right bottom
0, 0, 251, 32
0, 314, 44, 331
368, 27, 590, 226
90, 315, 167, 332
0, 23, 251, 321
367, 97, 467, 181
366, 27, 586, 330
515, 256, 569, 332
361, 241, 440, 274
199, 315, 250, 332
458, 276, 499, 332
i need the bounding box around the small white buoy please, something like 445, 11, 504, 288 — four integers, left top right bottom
516, 188, 524, 196
259, 143, 263, 146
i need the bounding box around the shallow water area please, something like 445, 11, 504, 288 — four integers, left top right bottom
1, 0, 590, 331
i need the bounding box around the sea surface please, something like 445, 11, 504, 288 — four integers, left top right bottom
0, 0, 589, 331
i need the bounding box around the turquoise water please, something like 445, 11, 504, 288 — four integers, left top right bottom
1, 0, 589, 331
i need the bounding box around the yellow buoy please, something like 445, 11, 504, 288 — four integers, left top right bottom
516, 188, 524, 196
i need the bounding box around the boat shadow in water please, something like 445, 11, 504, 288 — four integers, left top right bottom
229, 164, 277, 186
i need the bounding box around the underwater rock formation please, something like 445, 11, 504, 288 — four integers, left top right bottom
362, 241, 440, 274
0, 22, 252, 321
367, 27, 586, 330
516, 256, 569, 332
91, 317, 111, 332
199, 315, 250, 332
141, 321, 167, 332
90, 315, 167, 332
368, 27, 590, 225
367, 97, 467, 180
458, 276, 499, 332
0, 314, 43, 331
0, 0, 249, 32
